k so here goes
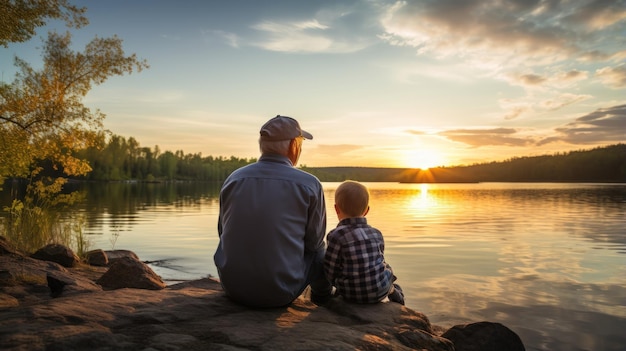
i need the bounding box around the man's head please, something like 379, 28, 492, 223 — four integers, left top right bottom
259, 115, 312, 166
334, 180, 370, 218
260, 115, 312, 141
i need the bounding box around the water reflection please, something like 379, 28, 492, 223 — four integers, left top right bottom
1, 181, 625, 351
353, 182, 626, 351
68, 181, 221, 239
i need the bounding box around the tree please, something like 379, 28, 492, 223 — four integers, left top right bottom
1, 31, 149, 184
0, 0, 88, 47
0, 30, 148, 253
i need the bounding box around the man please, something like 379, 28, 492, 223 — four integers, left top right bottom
214, 115, 332, 307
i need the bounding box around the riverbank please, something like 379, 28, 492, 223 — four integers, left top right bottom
0, 237, 526, 350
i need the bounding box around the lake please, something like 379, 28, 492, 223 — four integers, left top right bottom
3, 181, 626, 351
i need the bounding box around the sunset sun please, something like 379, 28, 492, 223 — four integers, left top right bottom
405, 149, 444, 170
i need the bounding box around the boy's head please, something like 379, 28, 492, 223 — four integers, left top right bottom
334, 180, 370, 218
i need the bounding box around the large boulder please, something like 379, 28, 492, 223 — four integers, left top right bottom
442, 321, 526, 351
104, 249, 139, 265
30, 243, 80, 268
85, 249, 108, 266
96, 256, 166, 290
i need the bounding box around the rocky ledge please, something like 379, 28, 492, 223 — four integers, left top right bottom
0, 237, 525, 351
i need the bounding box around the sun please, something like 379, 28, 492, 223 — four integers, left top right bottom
404, 149, 444, 170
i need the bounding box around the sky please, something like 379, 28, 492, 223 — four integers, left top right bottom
2, 0, 625, 168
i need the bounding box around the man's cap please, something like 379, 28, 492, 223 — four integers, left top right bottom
259, 115, 313, 141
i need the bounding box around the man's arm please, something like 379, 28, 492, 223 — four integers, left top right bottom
304, 184, 327, 252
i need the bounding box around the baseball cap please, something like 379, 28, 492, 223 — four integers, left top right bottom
259, 115, 313, 141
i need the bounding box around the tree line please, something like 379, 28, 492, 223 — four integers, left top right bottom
65, 138, 625, 183
73, 133, 255, 182
301, 143, 626, 183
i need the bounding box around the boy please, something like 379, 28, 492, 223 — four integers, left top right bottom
324, 180, 404, 304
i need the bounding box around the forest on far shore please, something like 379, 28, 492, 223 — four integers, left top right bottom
302, 143, 626, 183
63, 137, 625, 183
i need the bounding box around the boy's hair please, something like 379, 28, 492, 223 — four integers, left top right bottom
335, 180, 369, 217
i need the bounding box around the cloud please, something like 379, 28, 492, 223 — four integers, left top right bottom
517, 74, 547, 86
503, 105, 533, 120
252, 20, 335, 52
498, 99, 534, 120
437, 104, 625, 148
250, 19, 372, 53
563, 0, 626, 30
539, 93, 592, 111
595, 64, 626, 88
247, 2, 383, 54
557, 70, 589, 84
438, 128, 533, 147
405, 129, 427, 135
539, 104, 626, 145
379, 0, 626, 71
505, 69, 590, 90
498, 92, 592, 120
204, 30, 240, 48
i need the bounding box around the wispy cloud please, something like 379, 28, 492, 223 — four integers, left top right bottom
507, 70, 590, 89
249, 3, 378, 54
595, 64, 626, 88
540, 93, 592, 111
497, 90, 592, 120
405, 129, 427, 136
251, 20, 341, 53
439, 128, 533, 147
204, 30, 240, 48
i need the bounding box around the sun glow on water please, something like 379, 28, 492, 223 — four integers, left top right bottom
408, 183, 438, 211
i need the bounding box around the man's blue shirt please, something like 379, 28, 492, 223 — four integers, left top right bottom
214, 154, 327, 307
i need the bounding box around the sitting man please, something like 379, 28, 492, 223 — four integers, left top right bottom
214, 115, 332, 307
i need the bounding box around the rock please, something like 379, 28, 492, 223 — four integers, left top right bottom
441, 321, 526, 351
0, 278, 455, 351
30, 243, 79, 268
96, 256, 166, 290
0, 254, 102, 305
104, 249, 139, 265
0, 240, 527, 351
85, 249, 108, 266
46, 274, 67, 298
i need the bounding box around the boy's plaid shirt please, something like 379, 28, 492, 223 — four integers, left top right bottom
324, 217, 393, 303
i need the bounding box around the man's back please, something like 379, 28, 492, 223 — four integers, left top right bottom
214, 154, 327, 307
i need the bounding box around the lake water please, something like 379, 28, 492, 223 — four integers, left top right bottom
4, 181, 626, 351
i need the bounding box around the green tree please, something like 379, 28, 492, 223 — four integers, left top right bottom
0, 0, 88, 47
1, 29, 148, 252
158, 151, 178, 180
1, 31, 148, 184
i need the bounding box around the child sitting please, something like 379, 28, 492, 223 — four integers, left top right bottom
323, 180, 404, 304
